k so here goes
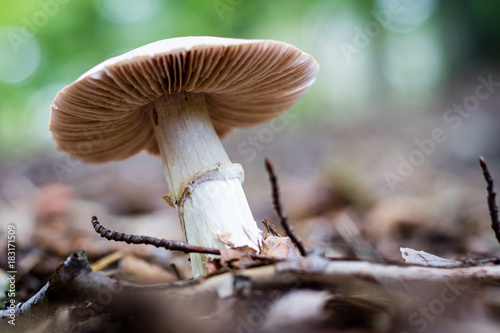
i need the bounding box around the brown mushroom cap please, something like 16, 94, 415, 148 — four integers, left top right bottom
49, 36, 319, 162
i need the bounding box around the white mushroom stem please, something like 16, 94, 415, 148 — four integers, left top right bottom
152, 92, 262, 277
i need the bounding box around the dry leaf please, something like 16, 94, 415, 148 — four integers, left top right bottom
205, 258, 224, 274
205, 245, 258, 274
117, 254, 177, 284
400, 247, 462, 267
220, 246, 256, 269
261, 236, 301, 258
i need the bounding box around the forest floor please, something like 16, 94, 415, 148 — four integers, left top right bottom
1, 110, 500, 333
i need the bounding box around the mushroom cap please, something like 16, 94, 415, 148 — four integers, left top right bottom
49, 36, 319, 162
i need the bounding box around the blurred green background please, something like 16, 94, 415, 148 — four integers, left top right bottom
2, 0, 500, 156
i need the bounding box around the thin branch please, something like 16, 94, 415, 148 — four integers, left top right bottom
0, 251, 194, 331
170, 263, 184, 281
479, 156, 500, 245
91, 216, 281, 262
264, 158, 307, 256
0, 251, 119, 331
92, 216, 219, 255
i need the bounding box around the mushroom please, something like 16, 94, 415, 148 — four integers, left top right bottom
49, 36, 319, 276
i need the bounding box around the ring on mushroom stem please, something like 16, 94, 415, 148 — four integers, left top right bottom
49, 36, 319, 277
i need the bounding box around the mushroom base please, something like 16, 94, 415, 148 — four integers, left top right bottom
181, 172, 262, 276
152, 92, 262, 277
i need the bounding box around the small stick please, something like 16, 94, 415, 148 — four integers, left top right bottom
264, 158, 307, 256
479, 156, 500, 245
170, 263, 184, 281
91, 216, 280, 261
0, 251, 117, 328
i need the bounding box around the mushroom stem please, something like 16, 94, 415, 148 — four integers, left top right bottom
152, 92, 262, 277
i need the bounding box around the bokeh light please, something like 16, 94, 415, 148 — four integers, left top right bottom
302, 2, 374, 113
374, 0, 438, 33
0, 26, 41, 84
381, 31, 443, 95
96, 0, 160, 24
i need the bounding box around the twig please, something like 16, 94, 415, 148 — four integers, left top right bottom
170, 263, 184, 281
92, 216, 219, 255
264, 158, 307, 256
479, 156, 500, 245
91, 216, 281, 262
262, 217, 280, 237
0, 251, 119, 331
0, 251, 193, 331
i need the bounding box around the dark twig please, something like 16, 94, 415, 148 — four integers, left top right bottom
0, 251, 120, 331
479, 156, 500, 245
262, 217, 281, 237
92, 216, 219, 255
170, 263, 184, 281
91, 216, 280, 262
264, 158, 307, 256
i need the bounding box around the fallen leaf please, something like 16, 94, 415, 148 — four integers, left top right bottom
220, 246, 256, 269
261, 236, 301, 258
400, 247, 462, 267
117, 254, 177, 284
205, 258, 223, 274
